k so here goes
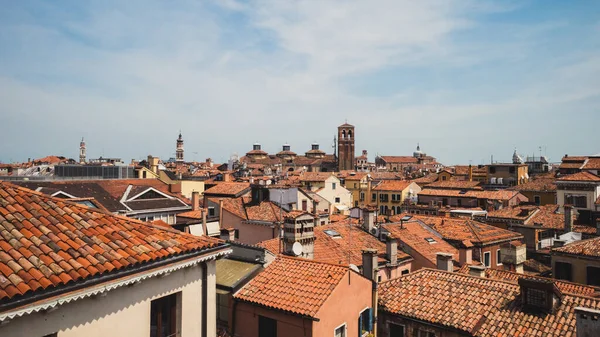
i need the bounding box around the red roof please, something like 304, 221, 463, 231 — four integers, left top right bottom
557, 171, 600, 182
378, 156, 418, 164
553, 236, 600, 258
383, 222, 458, 266
379, 268, 600, 336
203, 183, 251, 196
0, 182, 225, 302
234, 256, 349, 318
373, 180, 413, 192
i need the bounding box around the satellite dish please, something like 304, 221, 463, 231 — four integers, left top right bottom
292, 242, 303, 256
349, 264, 360, 273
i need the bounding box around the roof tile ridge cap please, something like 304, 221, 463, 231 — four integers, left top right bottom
465, 220, 483, 243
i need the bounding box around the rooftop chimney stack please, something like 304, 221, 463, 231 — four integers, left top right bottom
436, 253, 453, 272
386, 235, 398, 266
575, 307, 600, 337
501, 242, 526, 274
191, 191, 200, 211
459, 241, 473, 265
363, 208, 376, 233
564, 205, 574, 233
362, 248, 378, 281
468, 265, 486, 278
468, 164, 473, 182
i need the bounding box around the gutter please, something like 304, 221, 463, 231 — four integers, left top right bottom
0, 245, 232, 323
125, 206, 191, 216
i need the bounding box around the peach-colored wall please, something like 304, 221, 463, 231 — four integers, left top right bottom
233, 271, 373, 337
233, 301, 313, 337
313, 270, 373, 337
219, 208, 278, 245
378, 261, 412, 282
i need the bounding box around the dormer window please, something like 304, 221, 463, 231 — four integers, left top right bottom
519, 278, 561, 313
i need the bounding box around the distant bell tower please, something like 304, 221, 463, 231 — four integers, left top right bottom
337, 122, 355, 171
79, 137, 86, 164
176, 132, 184, 163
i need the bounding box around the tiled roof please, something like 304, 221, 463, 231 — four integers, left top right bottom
379, 268, 600, 336
298, 172, 336, 182
557, 171, 600, 182
418, 189, 522, 201
455, 265, 599, 296
582, 157, 600, 170
203, 183, 251, 197
425, 180, 482, 190
383, 222, 458, 266
177, 209, 205, 219
411, 174, 438, 185
553, 236, 600, 258
522, 259, 552, 275
258, 222, 411, 267
509, 178, 557, 192
245, 201, 286, 222
372, 180, 412, 192
403, 215, 523, 246
0, 182, 225, 303
369, 172, 404, 181
234, 256, 349, 318
452, 165, 487, 176
483, 205, 565, 230
378, 156, 418, 164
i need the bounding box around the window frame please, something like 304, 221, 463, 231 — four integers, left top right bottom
150, 292, 181, 337
496, 249, 502, 266
483, 251, 491, 268
334, 322, 347, 337
388, 322, 406, 337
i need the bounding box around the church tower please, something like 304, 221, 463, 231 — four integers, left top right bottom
79, 137, 86, 164
337, 122, 355, 171
176, 132, 184, 163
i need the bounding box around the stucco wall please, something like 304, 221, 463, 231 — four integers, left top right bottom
180, 180, 205, 199
233, 301, 313, 337
0, 260, 217, 337
552, 254, 600, 285
379, 312, 467, 337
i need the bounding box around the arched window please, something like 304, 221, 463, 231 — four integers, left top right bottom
342, 130, 346, 139
348, 130, 353, 139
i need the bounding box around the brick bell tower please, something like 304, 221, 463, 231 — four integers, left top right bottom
337, 122, 355, 171
176, 131, 184, 163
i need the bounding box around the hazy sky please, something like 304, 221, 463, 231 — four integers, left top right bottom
1, 0, 599, 165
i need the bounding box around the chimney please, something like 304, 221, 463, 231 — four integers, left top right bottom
553, 239, 566, 248
219, 199, 224, 225
191, 191, 200, 211
201, 209, 207, 236
458, 241, 473, 265
575, 307, 600, 337
468, 164, 473, 182
436, 253, 453, 272
220, 228, 236, 241
501, 242, 526, 274
519, 278, 561, 313
362, 208, 375, 233
386, 235, 398, 266
468, 265, 486, 278
361, 248, 378, 281
564, 205, 574, 233
313, 199, 318, 227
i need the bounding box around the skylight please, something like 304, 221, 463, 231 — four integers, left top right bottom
324, 229, 342, 238
425, 237, 437, 244
401, 215, 412, 222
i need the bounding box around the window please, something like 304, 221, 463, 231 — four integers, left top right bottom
335, 197, 340, 203
150, 293, 180, 337
208, 207, 216, 217
484, 252, 491, 267
564, 195, 587, 208
442, 176, 447, 181
489, 166, 496, 174
360, 192, 365, 201
217, 293, 229, 324
509, 166, 516, 174
372, 193, 377, 201
302, 200, 308, 211
534, 195, 541, 205
389, 323, 405, 337
555, 262, 572, 281
358, 308, 372, 335
526, 288, 547, 307
259, 315, 277, 337
587, 267, 600, 286
332, 183, 337, 190
354, 183, 357, 188
401, 269, 409, 275
355, 201, 359, 207
457, 198, 462, 207
496, 249, 502, 265
418, 329, 436, 337
442, 198, 448, 206
380, 194, 388, 202
424, 237, 436, 244
334, 323, 346, 337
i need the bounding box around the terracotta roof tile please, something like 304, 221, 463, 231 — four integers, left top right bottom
372, 180, 412, 192
378, 156, 419, 164
510, 178, 557, 192
383, 222, 458, 266
418, 189, 523, 201
557, 171, 600, 182
553, 236, 600, 258
425, 180, 482, 190
204, 183, 251, 197
379, 268, 600, 336
234, 256, 349, 318
0, 182, 226, 303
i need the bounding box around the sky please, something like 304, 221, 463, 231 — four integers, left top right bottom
0, 0, 599, 165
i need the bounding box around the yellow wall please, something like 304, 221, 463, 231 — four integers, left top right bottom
180, 181, 205, 199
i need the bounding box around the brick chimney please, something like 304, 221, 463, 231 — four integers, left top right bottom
386, 235, 398, 266
564, 205, 574, 233
191, 191, 200, 211
468, 164, 473, 182
362, 248, 378, 281
575, 307, 600, 337
468, 265, 486, 278
220, 228, 236, 241
436, 253, 453, 272
458, 240, 473, 265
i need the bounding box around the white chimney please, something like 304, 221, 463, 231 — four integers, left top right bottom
362, 248, 378, 281
468, 265, 486, 278
386, 235, 398, 266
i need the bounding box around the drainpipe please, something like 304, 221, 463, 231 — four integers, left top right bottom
219, 198, 224, 226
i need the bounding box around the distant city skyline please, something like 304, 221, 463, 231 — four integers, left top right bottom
1, 1, 599, 164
